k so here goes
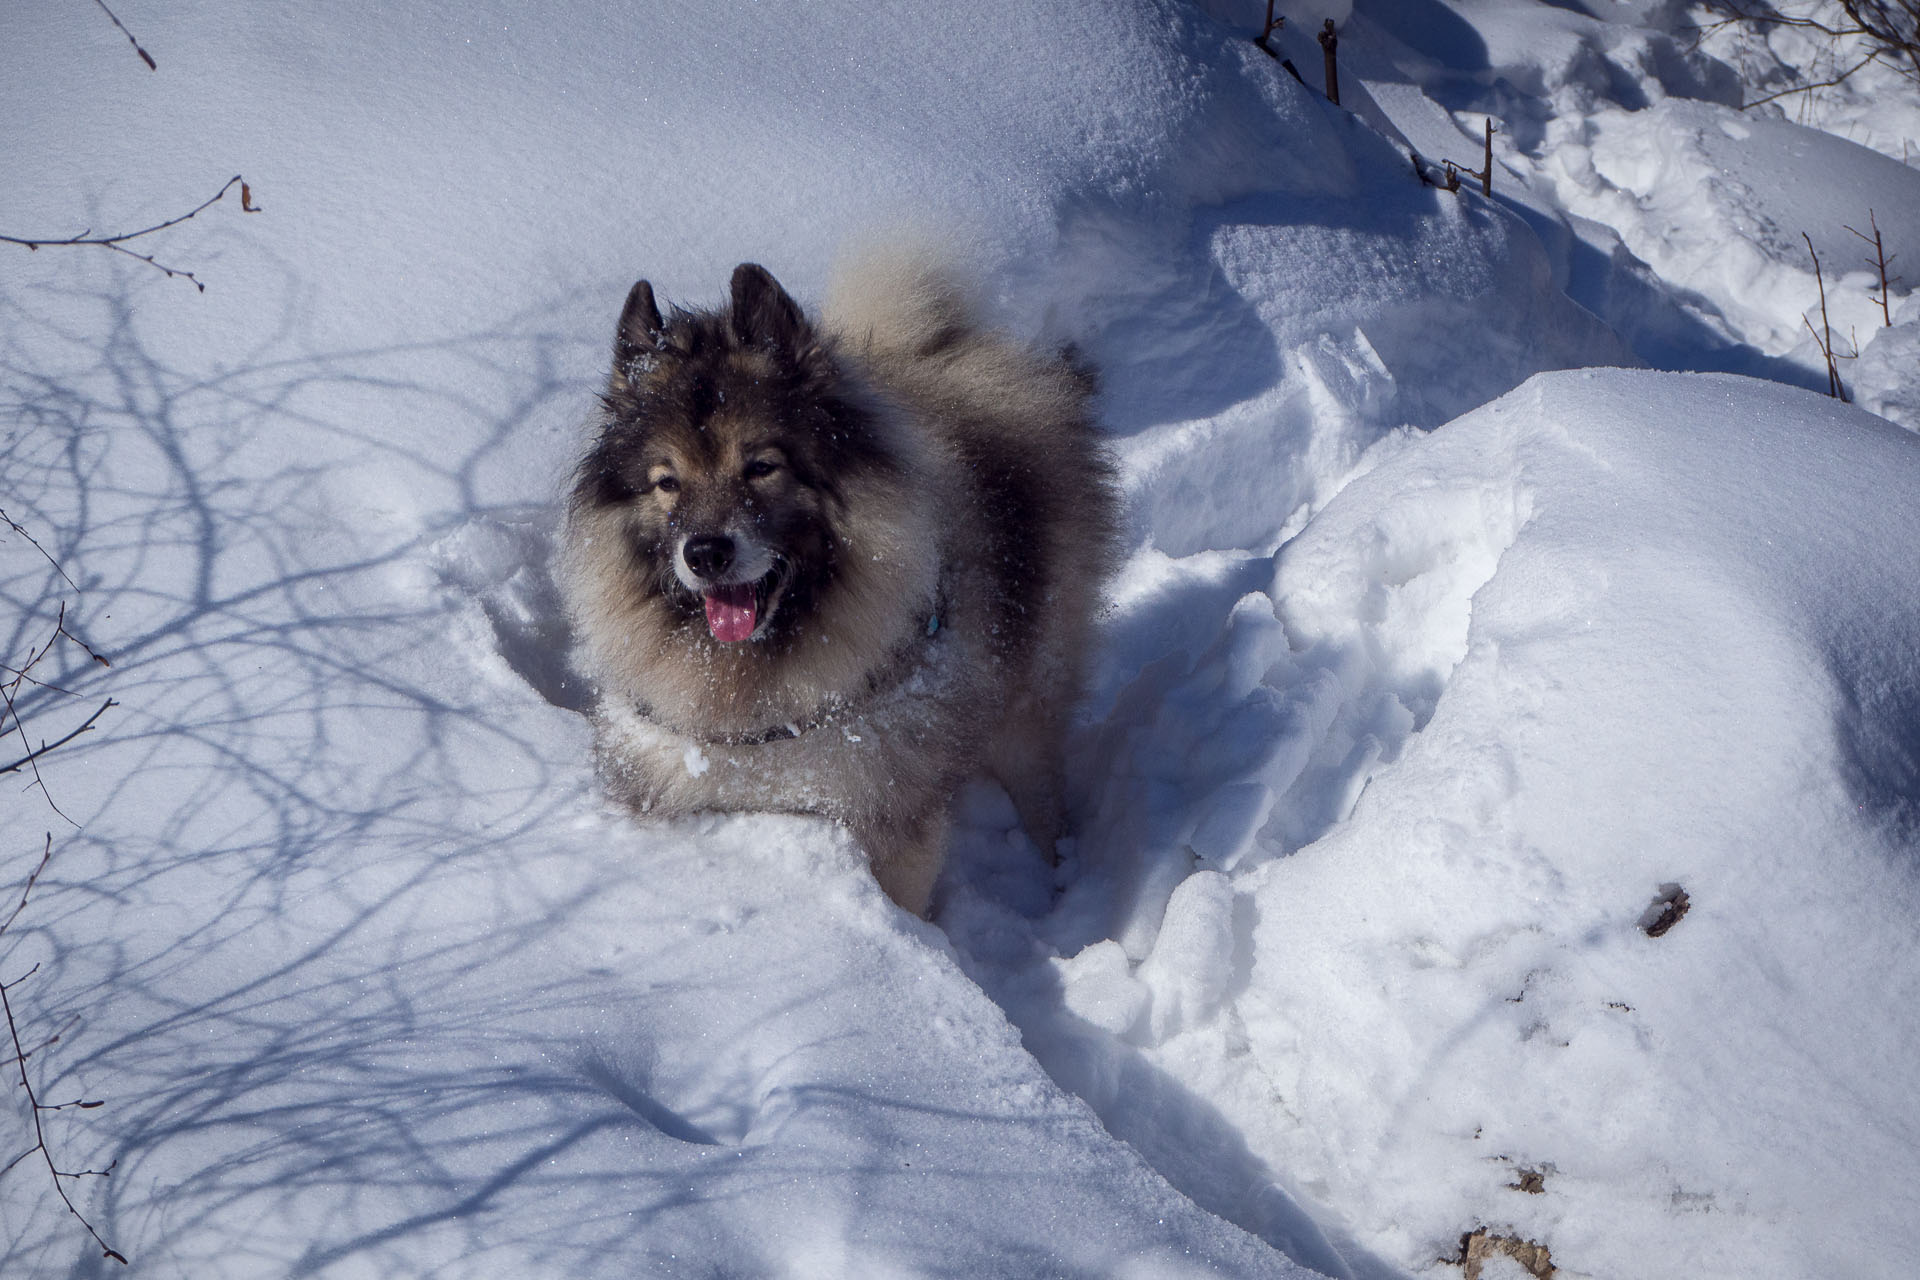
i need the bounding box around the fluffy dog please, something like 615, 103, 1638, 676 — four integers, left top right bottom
559, 253, 1119, 914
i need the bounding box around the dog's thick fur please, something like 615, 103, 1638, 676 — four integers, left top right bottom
559, 252, 1119, 914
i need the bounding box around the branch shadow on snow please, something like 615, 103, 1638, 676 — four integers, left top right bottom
3, 274, 1287, 1278
0, 281, 751, 1271
0, 275, 610, 1270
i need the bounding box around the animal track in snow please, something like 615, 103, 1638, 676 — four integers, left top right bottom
432, 512, 590, 711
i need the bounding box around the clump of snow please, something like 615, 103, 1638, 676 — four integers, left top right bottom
1854, 293, 1920, 430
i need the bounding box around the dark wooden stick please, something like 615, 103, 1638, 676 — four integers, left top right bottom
1318, 20, 1340, 105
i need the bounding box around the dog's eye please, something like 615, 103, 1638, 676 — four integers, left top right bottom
652, 475, 680, 494
744, 459, 780, 480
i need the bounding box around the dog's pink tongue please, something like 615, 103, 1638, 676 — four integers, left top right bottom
704, 583, 758, 643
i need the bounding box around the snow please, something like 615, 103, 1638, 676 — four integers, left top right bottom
4, 0, 1920, 1277
973, 370, 1920, 1277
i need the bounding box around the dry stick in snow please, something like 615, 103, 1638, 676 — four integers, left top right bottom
1438, 120, 1497, 195
1413, 118, 1498, 198
1802, 232, 1853, 401
0, 175, 261, 292
1845, 209, 1900, 327
1255, 0, 1283, 54
1319, 19, 1340, 105
1251, 1, 1304, 82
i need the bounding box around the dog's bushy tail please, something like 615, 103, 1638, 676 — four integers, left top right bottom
824, 239, 1101, 467
823, 242, 978, 360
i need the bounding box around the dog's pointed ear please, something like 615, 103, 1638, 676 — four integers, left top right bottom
611, 280, 665, 393
728, 263, 809, 355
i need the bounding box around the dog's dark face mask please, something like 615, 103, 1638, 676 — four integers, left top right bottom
571, 264, 901, 645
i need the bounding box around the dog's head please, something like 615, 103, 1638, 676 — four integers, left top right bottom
571, 263, 904, 646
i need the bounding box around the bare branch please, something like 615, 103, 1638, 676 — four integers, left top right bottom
1802, 231, 1853, 402
55, 602, 112, 670
0, 175, 260, 292
1318, 19, 1340, 105
1, 585, 114, 826
1254, 0, 1285, 55
0, 835, 53, 938
1702, 0, 1920, 100
0, 699, 118, 778
0, 520, 124, 1263
1844, 210, 1899, 327
0, 979, 129, 1264
0, 508, 78, 593
1741, 50, 1884, 107
90, 0, 157, 70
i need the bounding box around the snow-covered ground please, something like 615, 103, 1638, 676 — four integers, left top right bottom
4, 1, 1917, 1277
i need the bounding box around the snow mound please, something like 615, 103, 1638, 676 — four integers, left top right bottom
1542, 97, 1920, 358
958, 369, 1920, 1279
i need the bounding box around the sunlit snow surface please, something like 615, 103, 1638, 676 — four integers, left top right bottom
4, 0, 1919, 1277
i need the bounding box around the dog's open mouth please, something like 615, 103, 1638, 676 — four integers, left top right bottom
702, 562, 786, 643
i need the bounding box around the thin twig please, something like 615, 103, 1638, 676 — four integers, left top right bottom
0, 599, 114, 824
0, 978, 128, 1264
0, 508, 78, 593
0, 699, 117, 779
90, 0, 157, 70
1802, 232, 1852, 401
1319, 19, 1340, 104
1845, 209, 1899, 327
3, 833, 126, 1264
0, 175, 259, 292
0, 1008, 80, 1073
1741, 51, 1884, 107
0, 836, 53, 937
55, 602, 112, 670
0, 522, 125, 1263
1255, 0, 1285, 54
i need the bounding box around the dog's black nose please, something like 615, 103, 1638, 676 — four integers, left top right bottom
682, 535, 735, 580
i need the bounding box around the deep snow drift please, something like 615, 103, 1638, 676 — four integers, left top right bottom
4, 0, 1919, 1277
950, 371, 1920, 1279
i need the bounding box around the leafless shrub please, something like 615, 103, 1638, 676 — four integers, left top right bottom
1844, 209, 1901, 328
1697, 0, 1920, 105
0, 516, 126, 1265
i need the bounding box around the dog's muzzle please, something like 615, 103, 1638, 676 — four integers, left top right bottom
676, 533, 787, 644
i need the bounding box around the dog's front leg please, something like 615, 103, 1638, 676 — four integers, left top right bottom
857, 808, 952, 918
